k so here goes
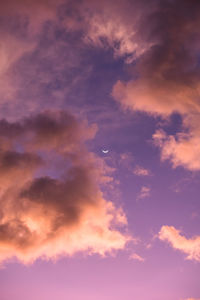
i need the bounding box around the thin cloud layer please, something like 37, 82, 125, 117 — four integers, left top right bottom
0, 110, 129, 264
159, 226, 200, 262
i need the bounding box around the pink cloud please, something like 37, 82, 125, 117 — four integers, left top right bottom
137, 186, 151, 201
61, 0, 153, 63
153, 128, 200, 171
133, 165, 150, 176
159, 226, 200, 262
129, 252, 145, 262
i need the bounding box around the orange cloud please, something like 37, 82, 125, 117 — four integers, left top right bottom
159, 226, 200, 262
0, 111, 129, 264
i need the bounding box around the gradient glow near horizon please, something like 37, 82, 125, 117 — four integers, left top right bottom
0, 0, 200, 299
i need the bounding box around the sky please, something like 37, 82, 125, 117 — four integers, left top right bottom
0, 0, 200, 299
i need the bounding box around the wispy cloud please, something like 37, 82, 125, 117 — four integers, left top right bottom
133, 165, 150, 176
129, 252, 145, 262
137, 186, 151, 201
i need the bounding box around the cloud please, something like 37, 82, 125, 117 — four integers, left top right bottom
81, 0, 146, 63
159, 226, 200, 262
0, 0, 152, 119
129, 252, 145, 262
0, 0, 93, 120
0, 110, 129, 264
0, 0, 64, 75
153, 128, 200, 171
111, 0, 200, 170
137, 186, 151, 201
133, 165, 150, 176
184, 298, 200, 300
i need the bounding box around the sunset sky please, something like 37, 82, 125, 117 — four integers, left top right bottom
0, 0, 200, 299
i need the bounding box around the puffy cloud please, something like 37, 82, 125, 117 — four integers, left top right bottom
159, 226, 200, 262
0, 110, 129, 264
111, 0, 200, 170
153, 128, 200, 170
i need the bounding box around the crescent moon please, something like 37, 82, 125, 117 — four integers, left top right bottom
102, 150, 109, 154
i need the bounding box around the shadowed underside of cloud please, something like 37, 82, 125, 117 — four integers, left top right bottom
0, 110, 129, 264
159, 226, 200, 262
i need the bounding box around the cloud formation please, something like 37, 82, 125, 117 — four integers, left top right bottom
0, 0, 156, 119
111, 0, 200, 170
153, 128, 200, 170
81, 0, 151, 63
159, 226, 200, 262
0, 110, 129, 264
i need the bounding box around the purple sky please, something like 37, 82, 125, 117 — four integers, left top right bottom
0, 1, 200, 300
